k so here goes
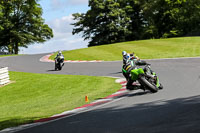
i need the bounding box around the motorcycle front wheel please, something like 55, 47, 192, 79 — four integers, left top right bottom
139, 76, 158, 93
58, 63, 62, 70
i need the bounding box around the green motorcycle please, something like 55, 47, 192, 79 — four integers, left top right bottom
123, 60, 163, 93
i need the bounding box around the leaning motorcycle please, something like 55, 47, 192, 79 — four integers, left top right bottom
123, 60, 163, 93
55, 56, 64, 70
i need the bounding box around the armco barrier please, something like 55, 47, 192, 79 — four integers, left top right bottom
0, 67, 10, 85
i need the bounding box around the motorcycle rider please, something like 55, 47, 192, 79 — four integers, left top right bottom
130, 52, 140, 61
122, 51, 130, 65
122, 51, 141, 80
122, 51, 163, 90
122, 51, 140, 64
55, 50, 64, 69
122, 51, 148, 90
55, 50, 64, 60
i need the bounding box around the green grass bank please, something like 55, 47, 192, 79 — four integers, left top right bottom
50, 37, 200, 61
0, 71, 121, 130
0, 54, 18, 58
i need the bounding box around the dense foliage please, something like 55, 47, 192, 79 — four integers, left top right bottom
0, 0, 53, 54
72, 0, 200, 46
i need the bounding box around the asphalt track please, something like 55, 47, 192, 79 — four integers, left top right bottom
1, 54, 200, 133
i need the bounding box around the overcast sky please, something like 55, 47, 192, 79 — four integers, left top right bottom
20, 0, 89, 54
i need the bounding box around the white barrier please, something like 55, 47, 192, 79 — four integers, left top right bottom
0, 67, 10, 85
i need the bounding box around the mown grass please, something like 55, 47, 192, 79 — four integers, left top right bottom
0, 71, 121, 130
0, 54, 18, 58
50, 37, 200, 61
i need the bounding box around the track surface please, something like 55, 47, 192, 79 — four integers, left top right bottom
1, 54, 200, 133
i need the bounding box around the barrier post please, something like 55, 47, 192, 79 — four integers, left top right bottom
0, 67, 10, 85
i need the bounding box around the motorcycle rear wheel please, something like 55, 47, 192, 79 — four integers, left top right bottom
58, 67, 62, 70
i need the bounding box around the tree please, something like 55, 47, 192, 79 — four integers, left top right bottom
0, 0, 53, 54
172, 0, 200, 36
0, 6, 6, 52
119, 0, 147, 40
72, 0, 154, 46
142, 0, 200, 38
0, 3, 3, 31
72, 0, 131, 46
72, 0, 200, 47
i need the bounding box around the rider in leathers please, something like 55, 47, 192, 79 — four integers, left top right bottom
122, 52, 141, 80
122, 52, 147, 90
55, 51, 64, 69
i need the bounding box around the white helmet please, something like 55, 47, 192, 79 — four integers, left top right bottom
122, 51, 127, 56
58, 50, 62, 54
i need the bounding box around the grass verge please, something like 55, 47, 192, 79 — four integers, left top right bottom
0, 54, 19, 58
0, 71, 121, 130
50, 37, 200, 61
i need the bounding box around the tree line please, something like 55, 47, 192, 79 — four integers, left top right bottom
0, 0, 53, 54
72, 0, 200, 47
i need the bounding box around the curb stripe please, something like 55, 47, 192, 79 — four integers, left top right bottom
0, 79, 128, 133
34, 114, 69, 123
75, 100, 110, 109
40, 54, 103, 63
33, 79, 127, 123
